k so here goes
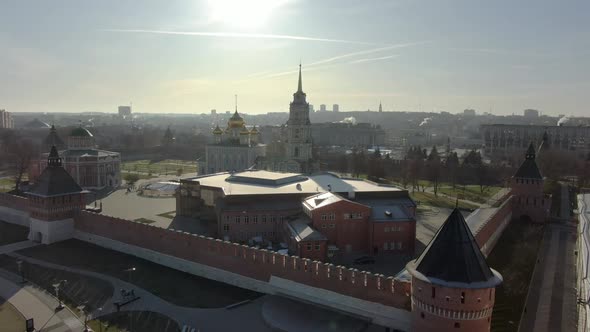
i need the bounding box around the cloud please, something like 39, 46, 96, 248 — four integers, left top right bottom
101, 29, 385, 46
348, 54, 398, 64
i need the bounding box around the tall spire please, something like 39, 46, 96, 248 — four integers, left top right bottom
234, 94, 238, 113
297, 62, 303, 93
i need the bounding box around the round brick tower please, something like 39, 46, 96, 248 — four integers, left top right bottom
406, 209, 503, 332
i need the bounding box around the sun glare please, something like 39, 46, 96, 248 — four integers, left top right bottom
207, 0, 287, 29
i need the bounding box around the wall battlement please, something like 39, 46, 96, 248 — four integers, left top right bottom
74, 211, 411, 310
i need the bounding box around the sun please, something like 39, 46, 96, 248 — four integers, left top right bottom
207, 0, 287, 30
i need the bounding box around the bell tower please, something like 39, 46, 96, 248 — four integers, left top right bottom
286, 63, 312, 162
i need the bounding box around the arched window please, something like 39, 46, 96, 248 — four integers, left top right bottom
294, 147, 299, 157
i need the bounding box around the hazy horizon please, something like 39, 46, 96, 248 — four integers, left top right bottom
1, 0, 588, 116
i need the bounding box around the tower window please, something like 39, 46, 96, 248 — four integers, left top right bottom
420, 312, 425, 319
461, 292, 465, 304
431, 287, 436, 298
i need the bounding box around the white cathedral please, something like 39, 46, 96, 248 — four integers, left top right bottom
202, 64, 318, 175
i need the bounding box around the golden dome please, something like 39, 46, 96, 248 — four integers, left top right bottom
250, 126, 259, 134
228, 110, 245, 128
239, 125, 250, 135
213, 125, 223, 134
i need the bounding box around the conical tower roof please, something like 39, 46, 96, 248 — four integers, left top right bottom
514, 142, 543, 179
408, 209, 501, 286
26, 146, 84, 197
43, 125, 65, 149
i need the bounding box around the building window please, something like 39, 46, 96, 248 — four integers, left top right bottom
461, 292, 465, 304
306, 243, 312, 251
279, 216, 284, 223
321, 214, 328, 220
223, 224, 230, 231
315, 243, 320, 250
270, 216, 276, 223
225, 215, 230, 222
390, 241, 395, 250
244, 215, 249, 224
252, 215, 258, 224
384, 227, 390, 232
454, 322, 460, 328
420, 312, 425, 319
344, 213, 350, 219
397, 242, 402, 250
234, 216, 240, 223
329, 212, 335, 220
383, 242, 389, 250
321, 224, 327, 229
262, 215, 267, 223
431, 287, 436, 298
329, 224, 335, 229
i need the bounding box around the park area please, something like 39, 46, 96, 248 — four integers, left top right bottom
121, 159, 197, 178
17, 239, 262, 308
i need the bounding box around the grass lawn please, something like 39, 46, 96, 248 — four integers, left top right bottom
121, 171, 156, 180
122, 160, 197, 176
438, 185, 503, 204
410, 191, 479, 210
89, 311, 179, 332
18, 239, 262, 308
0, 296, 25, 332
0, 221, 29, 246
0, 255, 113, 313
0, 178, 15, 193
487, 221, 544, 332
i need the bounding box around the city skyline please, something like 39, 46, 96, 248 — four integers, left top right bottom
1, 0, 589, 116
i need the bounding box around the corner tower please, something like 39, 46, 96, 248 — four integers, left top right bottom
286, 64, 312, 163
26, 146, 87, 244
406, 209, 502, 332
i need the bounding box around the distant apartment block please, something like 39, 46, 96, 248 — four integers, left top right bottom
333, 104, 339, 112
311, 122, 385, 147
0, 109, 14, 129
118, 105, 132, 117
319, 104, 327, 112
524, 108, 539, 118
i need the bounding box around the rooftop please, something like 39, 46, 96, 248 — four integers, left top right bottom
303, 192, 345, 209
286, 216, 327, 242
186, 170, 403, 196
407, 209, 502, 287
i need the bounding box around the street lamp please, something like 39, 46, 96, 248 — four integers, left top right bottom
52, 280, 67, 310
124, 267, 136, 332
16, 259, 25, 284
77, 303, 89, 332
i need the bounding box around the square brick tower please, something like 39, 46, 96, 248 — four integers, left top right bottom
510, 142, 551, 223
26, 146, 87, 244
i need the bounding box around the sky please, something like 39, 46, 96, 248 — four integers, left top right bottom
1, 0, 589, 116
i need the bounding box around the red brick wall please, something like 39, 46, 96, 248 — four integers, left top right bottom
74, 211, 410, 310
370, 221, 415, 255
0, 193, 29, 211
310, 201, 371, 253
296, 240, 327, 261
474, 196, 513, 250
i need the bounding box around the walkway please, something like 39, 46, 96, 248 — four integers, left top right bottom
7, 252, 272, 332
0, 270, 85, 332
518, 183, 578, 332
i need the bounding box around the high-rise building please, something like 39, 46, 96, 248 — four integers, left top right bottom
118, 105, 132, 117
319, 104, 327, 112
0, 109, 14, 129
524, 109, 539, 118
309, 104, 315, 113
333, 104, 339, 112
463, 109, 476, 116
378, 101, 383, 113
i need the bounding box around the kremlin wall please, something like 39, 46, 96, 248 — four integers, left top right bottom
0, 188, 519, 331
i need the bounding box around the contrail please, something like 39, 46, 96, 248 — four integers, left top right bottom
251, 41, 427, 80
101, 29, 385, 46
348, 54, 398, 64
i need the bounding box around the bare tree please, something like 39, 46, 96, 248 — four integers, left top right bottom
6, 138, 37, 193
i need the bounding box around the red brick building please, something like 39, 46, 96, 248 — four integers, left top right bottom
177, 170, 416, 261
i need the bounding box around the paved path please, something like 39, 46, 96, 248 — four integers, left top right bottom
8, 252, 271, 332
0, 270, 85, 332
518, 183, 578, 332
